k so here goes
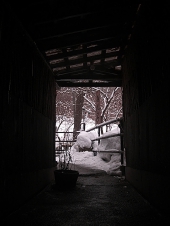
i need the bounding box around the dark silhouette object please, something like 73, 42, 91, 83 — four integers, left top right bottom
53, 169, 79, 190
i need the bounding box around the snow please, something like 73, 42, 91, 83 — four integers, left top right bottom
75, 130, 98, 151
56, 118, 123, 176
97, 129, 121, 162
71, 123, 122, 176
72, 150, 122, 176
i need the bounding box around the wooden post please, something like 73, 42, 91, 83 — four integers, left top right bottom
94, 90, 102, 156
119, 119, 124, 165
119, 118, 125, 175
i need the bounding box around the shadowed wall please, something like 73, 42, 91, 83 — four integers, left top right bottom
1, 2, 57, 218
122, 3, 170, 214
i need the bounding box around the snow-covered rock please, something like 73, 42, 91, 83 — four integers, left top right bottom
71, 130, 98, 152
71, 125, 122, 176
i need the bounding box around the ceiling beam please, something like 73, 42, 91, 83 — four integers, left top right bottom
33, 4, 135, 26
46, 41, 120, 61
56, 80, 122, 87
53, 65, 121, 76
55, 68, 121, 77
53, 61, 122, 75
36, 32, 123, 51
49, 51, 119, 68
34, 23, 122, 40
55, 71, 121, 81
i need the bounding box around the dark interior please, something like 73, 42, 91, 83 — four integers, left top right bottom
1, 0, 169, 219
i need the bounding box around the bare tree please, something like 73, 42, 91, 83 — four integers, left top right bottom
72, 89, 84, 139
56, 86, 122, 138
83, 87, 122, 123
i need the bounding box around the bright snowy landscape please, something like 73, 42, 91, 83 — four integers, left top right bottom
56, 118, 124, 176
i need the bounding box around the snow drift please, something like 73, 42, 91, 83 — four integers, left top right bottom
71, 130, 98, 152
71, 125, 122, 176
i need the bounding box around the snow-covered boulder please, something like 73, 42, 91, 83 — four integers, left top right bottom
70, 125, 122, 176
71, 130, 98, 152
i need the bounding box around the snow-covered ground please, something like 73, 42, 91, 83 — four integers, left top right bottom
56, 118, 123, 176
72, 150, 122, 176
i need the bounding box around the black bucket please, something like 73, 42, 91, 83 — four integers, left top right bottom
54, 169, 79, 190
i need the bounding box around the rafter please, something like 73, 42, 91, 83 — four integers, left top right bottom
46, 41, 120, 59
49, 51, 119, 68
56, 80, 122, 87
6, 0, 140, 87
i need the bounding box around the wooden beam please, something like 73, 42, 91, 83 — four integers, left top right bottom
34, 6, 132, 27
35, 24, 120, 41
53, 64, 121, 77
86, 118, 123, 132
36, 34, 122, 52
92, 133, 123, 141
91, 149, 124, 153
55, 71, 121, 81
56, 81, 122, 87
50, 51, 119, 68
46, 41, 120, 61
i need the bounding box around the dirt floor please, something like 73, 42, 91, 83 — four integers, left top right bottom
2, 167, 170, 226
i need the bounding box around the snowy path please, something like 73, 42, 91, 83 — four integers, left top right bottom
71, 151, 122, 176
73, 151, 109, 171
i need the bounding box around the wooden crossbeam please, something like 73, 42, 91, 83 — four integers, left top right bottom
92, 133, 123, 141
50, 51, 119, 68
92, 149, 124, 153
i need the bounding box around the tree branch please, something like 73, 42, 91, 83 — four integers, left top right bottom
101, 87, 119, 119
83, 95, 96, 110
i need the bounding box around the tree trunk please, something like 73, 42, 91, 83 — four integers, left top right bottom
95, 90, 102, 125
73, 91, 84, 140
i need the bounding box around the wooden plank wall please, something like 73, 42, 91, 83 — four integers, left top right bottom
122, 3, 170, 214
1, 2, 56, 217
